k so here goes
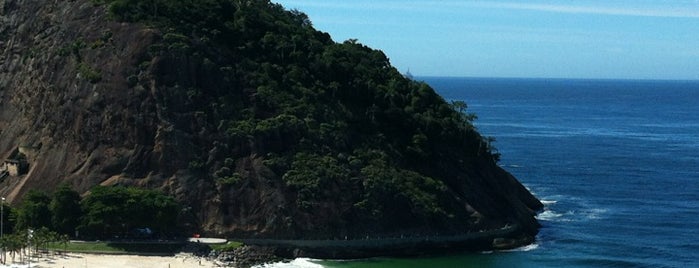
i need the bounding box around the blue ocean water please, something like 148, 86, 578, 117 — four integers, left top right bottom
262, 77, 699, 268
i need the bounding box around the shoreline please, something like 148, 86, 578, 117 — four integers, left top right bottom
2, 252, 218, 268
0, 225, 535, 268
234, 224, 533, 259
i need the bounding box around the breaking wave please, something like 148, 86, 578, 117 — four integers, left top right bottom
254, 258, 324, 268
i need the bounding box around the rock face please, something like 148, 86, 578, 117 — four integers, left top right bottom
1, 1, 149, 191
0, 0, 211, 224
0, 0, 543, 255
0, 0, 190, 205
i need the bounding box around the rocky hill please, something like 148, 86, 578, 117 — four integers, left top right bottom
0, 0, 542, 254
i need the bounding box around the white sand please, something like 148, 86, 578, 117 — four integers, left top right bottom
0, 252, 219, 268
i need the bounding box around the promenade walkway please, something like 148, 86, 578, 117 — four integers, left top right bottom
238, 224, 520, 258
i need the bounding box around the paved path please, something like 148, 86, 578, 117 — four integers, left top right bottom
187, 237, 227, 244
237, 224, 520, 257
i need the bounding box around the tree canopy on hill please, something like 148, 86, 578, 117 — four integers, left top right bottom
90, 0, 501, 235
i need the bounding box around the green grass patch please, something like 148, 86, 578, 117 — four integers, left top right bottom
47, 241, 126, 253
210, 241, 244, 251
47, 241, 185, 254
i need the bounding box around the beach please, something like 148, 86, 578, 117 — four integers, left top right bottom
0, 252, 218, 268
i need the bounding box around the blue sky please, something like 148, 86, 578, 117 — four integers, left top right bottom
272, 0, 699, 80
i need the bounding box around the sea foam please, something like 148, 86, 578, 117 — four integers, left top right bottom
541, 200, 558, 205
504, 243, 540, 252
253, 258, 324, 268
536, 210, 565, 221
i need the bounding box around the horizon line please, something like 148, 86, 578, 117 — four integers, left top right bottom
276, 1, 699, 19
413, 75, 699, 82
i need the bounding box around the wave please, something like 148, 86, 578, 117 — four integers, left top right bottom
535, 193, 608, 222
253, 258, 325, 268
535, 193, 562, 221
537, 207, 608, 222
580, 208, 608, 220
480, 243, 539, 255
540, 200, 557, 205
501, 243, 540, 253
536, 210, 568, 222
518, 243, 540, 252
568, 257, 645, 268
494, 128, 699, 148
637, 122, 699, 128
481, 120, 696, 136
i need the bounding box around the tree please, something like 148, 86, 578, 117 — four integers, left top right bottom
0, 202, 16, 236
450, 100, 467, 114
1, 232, 27, 264
15, 190, 51, 230
50, 184, 82, 236
58, 234, 69, 254
450, 100, 477, 124
79, 186, 130, 238
128, 189, 180, 237
79, 186, 180, 239
30, 227, 58, 258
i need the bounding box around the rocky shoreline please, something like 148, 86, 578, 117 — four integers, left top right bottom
209, 246, 285, 268
207, 224, 535, 267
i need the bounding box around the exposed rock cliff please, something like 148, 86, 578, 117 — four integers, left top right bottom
0, 0, 542, 254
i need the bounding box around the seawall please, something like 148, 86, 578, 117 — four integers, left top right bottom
239, 224, 531, 259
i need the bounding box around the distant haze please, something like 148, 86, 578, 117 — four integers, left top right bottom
273, 0, 699, 80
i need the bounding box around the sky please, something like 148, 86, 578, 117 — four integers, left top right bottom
272, 0, 699, 80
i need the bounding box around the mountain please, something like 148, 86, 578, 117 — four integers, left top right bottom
0, 0, 542, 256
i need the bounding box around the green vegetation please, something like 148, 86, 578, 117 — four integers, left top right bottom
0, 185, 183, 264
77, 62, 102, 83
47, 241, 185, 254
50, 184, 82, 235
80, 186, 180, 239
85, 0, 501, 234
15, 190, 51, 230
57, 37, 102, 83
0, 227, 68, 263
44, 240, 240, 255
8, 185, 180, 240
47, 241, 124, 253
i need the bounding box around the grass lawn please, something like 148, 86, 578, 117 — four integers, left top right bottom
47, 241, 126, 253
47, 241, 186, 254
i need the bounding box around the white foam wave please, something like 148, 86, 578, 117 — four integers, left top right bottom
536, 210, 564, 221
519, 243, 540, 251
502, 243, 540, 252
536, 210, 558, 220
253, 258, 324, 268
523, 184, 540, 196
537, 206, 608, 222
583, 208, 608, 220
541, 200, 558, 205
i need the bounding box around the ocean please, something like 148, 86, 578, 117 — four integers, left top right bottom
261, 77, 699, 268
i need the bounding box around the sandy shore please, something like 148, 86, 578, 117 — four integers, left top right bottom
0, 252, 219, 268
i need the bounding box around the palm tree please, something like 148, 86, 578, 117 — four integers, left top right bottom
59, 234, 69, 255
